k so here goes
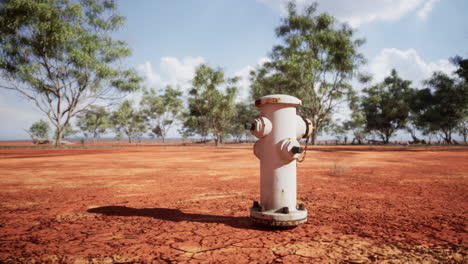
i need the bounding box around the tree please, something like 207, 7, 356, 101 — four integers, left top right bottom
140, 86, 183, 143
229, 102, 258, 142
182, 64, 238, 146
411, 72, 468, 144
361, 69, 412, 144
112, 100, 146, 143
343, 73, 371, 144
456, 118, 468, 142
327, 120, 347, 144
60, 123, 77, 139
451, 55, 468, 82
343, 109, 367, 144
27, 119, 51, 142
344, 99, 367, 145
76, 105, 110, 143
0, 0, 141, 147
451, 55, 468, 142
250, 2, 365, 145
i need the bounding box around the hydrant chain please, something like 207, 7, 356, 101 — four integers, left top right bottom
297, 138, 309, 163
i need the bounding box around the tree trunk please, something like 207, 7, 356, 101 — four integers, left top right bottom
162, 137, 165, 143
55, 128, 63, 148
310, 128, 318, 145
215, 134, 221, 147
443, 131, 452, 144
128, 136, 132, 143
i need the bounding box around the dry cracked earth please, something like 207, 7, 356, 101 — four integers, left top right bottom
0, 144, 466, 263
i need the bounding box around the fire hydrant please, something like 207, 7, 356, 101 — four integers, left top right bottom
246, 94, 312, 227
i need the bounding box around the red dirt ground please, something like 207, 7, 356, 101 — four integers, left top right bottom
0, 145, 466, 263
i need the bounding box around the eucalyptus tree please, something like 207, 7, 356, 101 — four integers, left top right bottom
112, 100, 147, 143
140, 86, 183, 143
343, 108, 367, 144
27, 119, 51, 142
250, 2, 365, 144
343, 73, 371, 144
451, 55, 468, 142
361, 70, 412, 144
0, 0, 141, 147
327, 120, 347, 144
456, 118, 468, 142
451, 55, 468, 82
57, 123, 77, 140
183, 64, 238, 146
76, 105, 110, 143
411, 72, 468, 144
229, 102, 258, 142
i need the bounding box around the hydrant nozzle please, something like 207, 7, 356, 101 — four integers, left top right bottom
244, 123, 255, 131
248, 94, 312, 227
291, 146, 304, 154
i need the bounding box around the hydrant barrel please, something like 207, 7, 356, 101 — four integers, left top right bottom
249, 94, 310, 227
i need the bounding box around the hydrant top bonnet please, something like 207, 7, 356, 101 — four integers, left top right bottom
255, 94, 302, 106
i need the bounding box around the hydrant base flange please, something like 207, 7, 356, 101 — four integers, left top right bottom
250, 216, 307, 227
250, 207, 308, 227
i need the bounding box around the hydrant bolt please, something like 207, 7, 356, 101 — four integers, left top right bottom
252, 201, 260, 209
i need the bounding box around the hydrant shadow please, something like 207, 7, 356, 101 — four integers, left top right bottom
87, 206, 279, 231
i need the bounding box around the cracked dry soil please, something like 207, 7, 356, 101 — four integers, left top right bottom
0, 145, 466, 263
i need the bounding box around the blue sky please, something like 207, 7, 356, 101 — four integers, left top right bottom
1, 0, 467, 140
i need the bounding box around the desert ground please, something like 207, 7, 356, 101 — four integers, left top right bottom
0, 144, 466, 263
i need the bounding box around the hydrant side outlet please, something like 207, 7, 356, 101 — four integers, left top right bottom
248, 94, 308, 227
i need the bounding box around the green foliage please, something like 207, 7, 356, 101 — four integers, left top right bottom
28, 119, 51, 140
0, 0, 141, 147
456, 118, 468, 142
250, 2, 365, 144
229, 102, 258, 142
53, 123, 77, 140
140, 85, 183, 143
327, 120, 347, 143
112, 100, 146, 143
62, 123, 77, 138
76, 105, 110, 141
182, 64, 238, 146
410, 72, 468, 144
343, 95, 367, 144
451, 55, 468, 142
361, 69, 412, 143
451, 55, 468, 82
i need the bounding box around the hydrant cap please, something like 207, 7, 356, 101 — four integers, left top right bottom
255, 94, 302, 106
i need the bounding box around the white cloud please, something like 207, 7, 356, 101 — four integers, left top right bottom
132, 56, 206, 112
234, 57, 270, 102
137, 56, 205, 92
257, 0, 435, 27
138, 56, 271, 103
138, 61, 161, 84
368, 48, 456, 86
417, 0, 440, 20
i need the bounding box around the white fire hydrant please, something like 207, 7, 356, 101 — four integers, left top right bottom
247, 94, 312, 227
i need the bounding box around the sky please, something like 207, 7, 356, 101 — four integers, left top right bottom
0, 0, 467, 140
